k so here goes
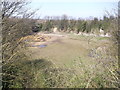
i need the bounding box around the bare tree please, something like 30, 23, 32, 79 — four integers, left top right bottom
2, 0, 39, 88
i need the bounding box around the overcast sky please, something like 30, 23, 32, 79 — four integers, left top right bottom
29, 0, 118, 19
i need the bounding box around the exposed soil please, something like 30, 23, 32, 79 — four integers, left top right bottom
23, 33, 66, 47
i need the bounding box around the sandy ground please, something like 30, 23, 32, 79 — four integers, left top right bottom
28, 33, 67, 46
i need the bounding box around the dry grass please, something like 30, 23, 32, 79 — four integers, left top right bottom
21, 33, 119, 88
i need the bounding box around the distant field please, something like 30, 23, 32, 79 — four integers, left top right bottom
26, 33, 110, 67
23, 33, 117, 88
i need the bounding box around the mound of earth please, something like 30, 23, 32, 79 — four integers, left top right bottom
20, 34, 52, 47
22, 34, 51, 42
21, 33, 66, 48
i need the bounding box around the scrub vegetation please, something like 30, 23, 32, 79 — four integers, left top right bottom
1, 0, 119, 88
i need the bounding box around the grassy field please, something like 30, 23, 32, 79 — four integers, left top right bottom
20, 33, 118, 88
26, 33, 110, 67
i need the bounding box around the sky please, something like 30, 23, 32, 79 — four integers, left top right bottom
28, 0, 118, 19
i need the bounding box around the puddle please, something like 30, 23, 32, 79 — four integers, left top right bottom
38, 45, 47, 48
32, 44, 47, 48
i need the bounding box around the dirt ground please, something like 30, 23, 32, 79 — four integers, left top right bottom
24, 32, 111, 68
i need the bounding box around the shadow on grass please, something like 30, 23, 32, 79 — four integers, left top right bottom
2, 58, 54, 88
23, 59, 53, 70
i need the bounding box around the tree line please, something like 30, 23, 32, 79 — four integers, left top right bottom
35, 15, 117, 35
